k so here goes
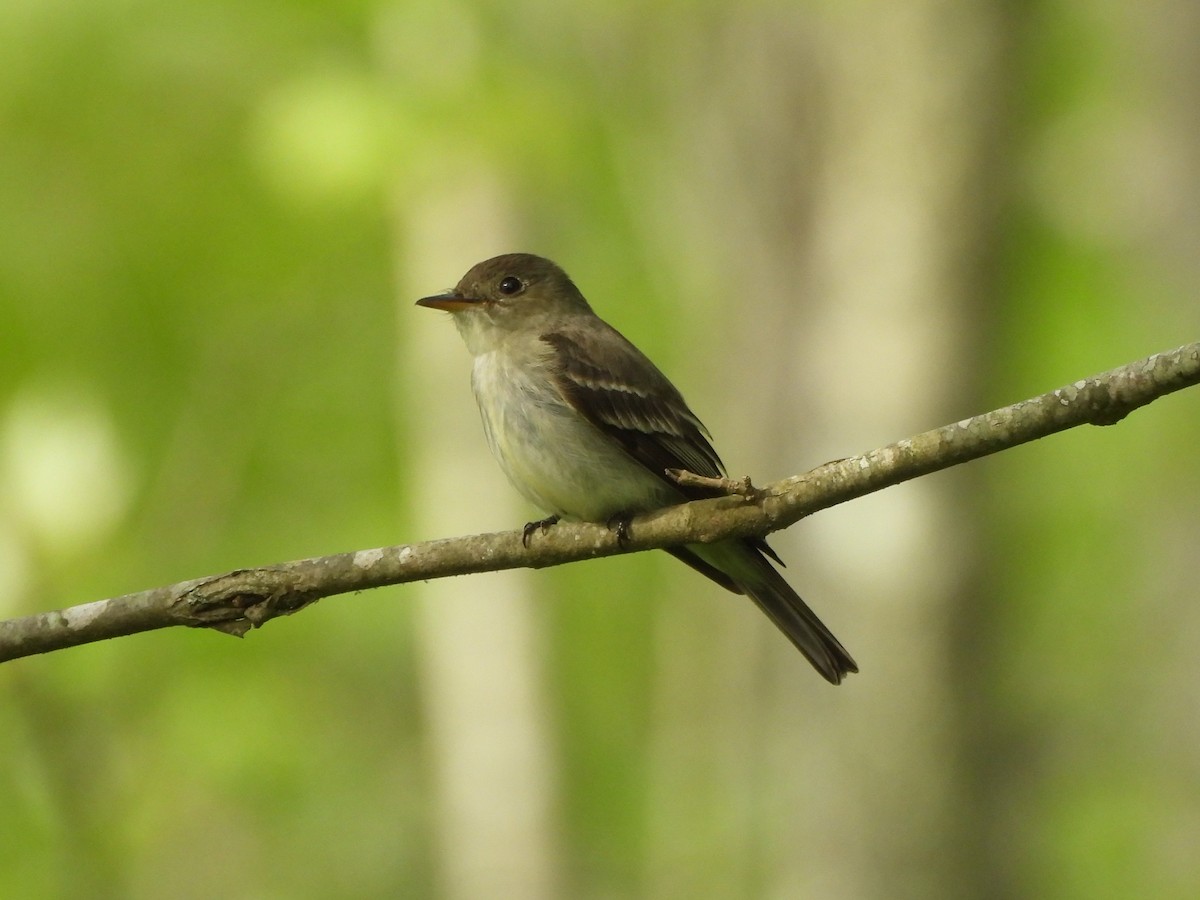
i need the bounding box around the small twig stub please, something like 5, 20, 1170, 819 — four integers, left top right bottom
666, 469, 764, 499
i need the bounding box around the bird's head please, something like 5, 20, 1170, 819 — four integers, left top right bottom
417, 253, 591, 354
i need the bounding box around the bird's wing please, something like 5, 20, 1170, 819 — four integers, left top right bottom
541, 321, 726, 495
543, 320, 787, 572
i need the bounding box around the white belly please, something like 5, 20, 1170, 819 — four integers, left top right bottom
471, 351, 676, 522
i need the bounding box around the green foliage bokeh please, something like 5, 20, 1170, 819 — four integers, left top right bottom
1, 2, 1197, 898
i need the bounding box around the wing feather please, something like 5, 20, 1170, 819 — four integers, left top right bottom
541, 323, 725, 496
543, 320, 786, 576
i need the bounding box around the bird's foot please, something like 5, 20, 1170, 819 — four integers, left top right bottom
522, 515, 560, 548
606, 513, 634, 548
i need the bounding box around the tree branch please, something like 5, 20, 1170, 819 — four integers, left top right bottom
2, 342, 1197, 663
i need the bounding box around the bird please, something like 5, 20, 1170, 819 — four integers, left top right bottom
416, 253, 857, 684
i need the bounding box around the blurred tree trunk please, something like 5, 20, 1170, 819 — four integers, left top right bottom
630, 4, 1008, 897
394, 178, 563, 900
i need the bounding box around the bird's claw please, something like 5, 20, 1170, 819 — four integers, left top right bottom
522, 515, 560, 548
606, 513, 633, 547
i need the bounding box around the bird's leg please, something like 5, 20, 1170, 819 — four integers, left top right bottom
606, 512, 634, 548
522, 515, 560, 548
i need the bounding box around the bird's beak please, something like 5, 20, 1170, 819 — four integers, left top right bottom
416, 292, 482, 312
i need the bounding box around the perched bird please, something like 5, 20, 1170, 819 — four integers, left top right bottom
417, 254, 857, 684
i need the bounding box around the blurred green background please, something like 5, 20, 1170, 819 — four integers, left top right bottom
2, 1, 1198, 897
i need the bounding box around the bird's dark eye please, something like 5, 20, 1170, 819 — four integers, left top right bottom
498, 276, 524, 296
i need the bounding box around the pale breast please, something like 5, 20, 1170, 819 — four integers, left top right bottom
471, 349, 677, 521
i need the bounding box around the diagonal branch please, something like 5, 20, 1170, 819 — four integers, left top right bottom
1, 342, 1197, 663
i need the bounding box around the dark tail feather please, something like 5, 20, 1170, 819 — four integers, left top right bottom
673, 541, 858, 685
741, 551, 858, 684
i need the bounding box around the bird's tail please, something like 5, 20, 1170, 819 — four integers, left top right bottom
683, 540, 858, 685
